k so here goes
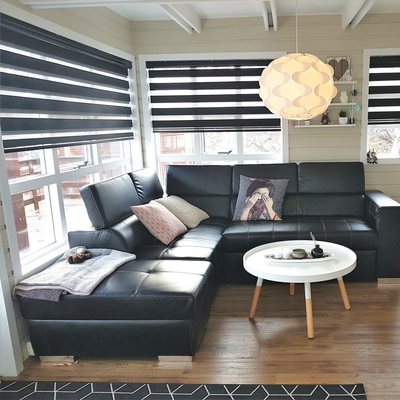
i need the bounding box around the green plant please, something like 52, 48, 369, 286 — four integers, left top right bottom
339, 109, 348, 117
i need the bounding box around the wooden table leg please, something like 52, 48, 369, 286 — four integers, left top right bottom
337, 277, 351, 310
249, 277, 263, 319
289, 283, 295, 296
304, 282, 314, 339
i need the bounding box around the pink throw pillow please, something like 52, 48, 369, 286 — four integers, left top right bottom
131, 201, 187, 245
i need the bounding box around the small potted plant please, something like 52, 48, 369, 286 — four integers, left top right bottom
338, 109, 348, 125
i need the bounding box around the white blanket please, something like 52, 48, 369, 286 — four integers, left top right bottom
15, 248, 136, 297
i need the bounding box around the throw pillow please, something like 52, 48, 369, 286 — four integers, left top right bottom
233, 175, 289, 221
131, 201, 187, 245
155, 195, 209, 229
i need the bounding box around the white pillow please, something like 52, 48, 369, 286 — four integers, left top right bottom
155, 195, 209, 229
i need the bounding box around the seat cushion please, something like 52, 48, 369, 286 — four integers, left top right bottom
19, 259, 215, 321
135, 218, 227, 262
223, 217, 378, 253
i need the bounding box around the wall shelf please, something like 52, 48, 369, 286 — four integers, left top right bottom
295, 80, 358, 128
330, 102, 356, 106
295, 124, 356, 128
334, 81, 357, 84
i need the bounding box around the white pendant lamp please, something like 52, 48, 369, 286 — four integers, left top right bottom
259, 2, 337, 120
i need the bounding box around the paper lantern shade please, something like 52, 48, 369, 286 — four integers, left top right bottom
259, 53, 337, 120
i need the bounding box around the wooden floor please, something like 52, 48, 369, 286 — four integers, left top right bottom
11, 282, 400, 399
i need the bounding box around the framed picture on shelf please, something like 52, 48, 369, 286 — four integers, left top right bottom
326, 57, 352, 81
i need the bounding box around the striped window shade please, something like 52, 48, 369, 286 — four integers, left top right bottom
0, 14, 135, 153
368, 55, 400, 125
145, 59, 281, 133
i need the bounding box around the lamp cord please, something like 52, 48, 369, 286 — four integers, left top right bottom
295, 0, 299, 53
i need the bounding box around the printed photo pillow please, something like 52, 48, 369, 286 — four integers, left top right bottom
233, 176, 289, 221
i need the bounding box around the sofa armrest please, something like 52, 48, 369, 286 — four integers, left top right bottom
68, 229, 130, 252
365, 190, 400, 278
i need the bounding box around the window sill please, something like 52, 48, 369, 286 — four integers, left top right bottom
20, 243, 69, 280
363, 158, 400, 165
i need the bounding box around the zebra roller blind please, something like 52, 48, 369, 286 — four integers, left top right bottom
146, 58, 281, 133
0, 14, 134, 153
368, 55, 400, 125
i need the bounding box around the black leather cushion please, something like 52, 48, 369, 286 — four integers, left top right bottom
135, 218, 227, 262
80, 174, 140, 229
298, 162, 365, 217
166, 165, 232, 218
297, 194, 365, 217
232, 163, 298, 217
19, 259, 214, 321
298, 162, 365, 193
130, 168, 164, 204
222, 217, 377, 253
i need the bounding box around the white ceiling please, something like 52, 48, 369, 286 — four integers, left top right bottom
19, 0, 400, 32
109, 0, 400, 21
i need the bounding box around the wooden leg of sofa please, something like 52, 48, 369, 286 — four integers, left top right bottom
289, 283, 295, 296
158, 356, 192, 362
249, 278, 263, 319
337, 277, 351, 310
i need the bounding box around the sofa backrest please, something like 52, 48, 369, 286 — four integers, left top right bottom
166, 165, 232, 219
297, 162, 365, 217
130, 167, 164, 204
231, 163, 299, 218
80, 173, 141, 229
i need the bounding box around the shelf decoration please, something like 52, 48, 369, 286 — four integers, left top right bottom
327, 57, 352, 81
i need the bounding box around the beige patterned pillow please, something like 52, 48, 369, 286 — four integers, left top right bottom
131, 201, 187, 245
155, 195, 209, 229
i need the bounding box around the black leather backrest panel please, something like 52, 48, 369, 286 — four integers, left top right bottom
166, 165, 232, 218
80, 174, 140, 229
129, 168, 164, 204
232, 163, 298, 194
297, 194, 365, 217
232, 163, 298, 218
299, 162, 365, 193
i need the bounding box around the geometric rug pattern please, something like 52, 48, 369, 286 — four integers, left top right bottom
0, 382, 367, 399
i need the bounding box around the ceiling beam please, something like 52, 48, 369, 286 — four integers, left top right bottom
168, 4, 202, 33
342, 0, 376, 29
270, 0, 278, 31
261, 1, 269, 32
160, 4, 193, 34
349, 0, 376, 29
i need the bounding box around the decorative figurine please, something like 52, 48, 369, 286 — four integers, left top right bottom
320, 111, 330, 125
367, 148, 378, 164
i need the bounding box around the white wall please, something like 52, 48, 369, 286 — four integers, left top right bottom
133, 13, 400, 202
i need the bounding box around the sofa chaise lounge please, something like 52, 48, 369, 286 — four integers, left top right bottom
18, 162, 400, 358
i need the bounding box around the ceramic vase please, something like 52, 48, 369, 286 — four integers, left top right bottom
340, 91, 348, 104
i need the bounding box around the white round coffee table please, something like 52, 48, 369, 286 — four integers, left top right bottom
243, 240, 357, 338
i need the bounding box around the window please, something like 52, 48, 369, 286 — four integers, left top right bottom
0, 13, 142, 277
363, 50, 400, 161
140, 54, 288, 181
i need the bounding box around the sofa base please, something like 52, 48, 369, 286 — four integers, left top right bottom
29, 319, 207, 358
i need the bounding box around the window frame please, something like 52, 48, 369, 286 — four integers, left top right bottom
361, 48, 400, 164
139, 52, 289, 175
0, 3, 143, 282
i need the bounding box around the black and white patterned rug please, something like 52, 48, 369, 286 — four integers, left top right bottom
0, 382, 366, 399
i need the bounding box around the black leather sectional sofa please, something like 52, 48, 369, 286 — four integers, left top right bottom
18, 162, 400, 358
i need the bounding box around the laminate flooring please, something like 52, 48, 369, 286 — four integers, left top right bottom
10, 283, 400, 399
